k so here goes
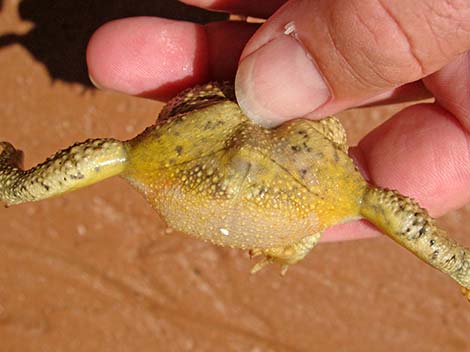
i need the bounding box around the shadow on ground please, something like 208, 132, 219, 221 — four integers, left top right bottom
0, 0, 226, 86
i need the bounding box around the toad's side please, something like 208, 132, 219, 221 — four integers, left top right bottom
1, 82, 469, 298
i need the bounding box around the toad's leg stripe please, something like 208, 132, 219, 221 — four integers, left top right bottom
361, 187, 470, 293
0, 139, 127, 206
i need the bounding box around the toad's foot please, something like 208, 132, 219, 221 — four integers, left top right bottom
0, 139, 127, 206
250, 233, 322, 275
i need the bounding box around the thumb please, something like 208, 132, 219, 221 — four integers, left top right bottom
235, 0, 470, 127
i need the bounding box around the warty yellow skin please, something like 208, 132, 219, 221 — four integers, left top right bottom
1, 82, 469, 298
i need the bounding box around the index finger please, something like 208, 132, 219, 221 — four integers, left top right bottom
86, 17, 257, 100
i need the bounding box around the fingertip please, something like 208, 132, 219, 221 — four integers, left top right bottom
86, 17, 209, 99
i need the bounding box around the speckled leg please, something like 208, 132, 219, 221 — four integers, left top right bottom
250, 233, 322, 275
0, 139, 128, 206
361, 187, 470, 299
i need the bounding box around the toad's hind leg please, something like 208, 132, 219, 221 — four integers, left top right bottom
0, 139, 128, 206
361, 187, 470, 299
250, 233, 322, 275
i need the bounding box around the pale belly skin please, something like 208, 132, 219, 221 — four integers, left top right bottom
1, 82, 469, 298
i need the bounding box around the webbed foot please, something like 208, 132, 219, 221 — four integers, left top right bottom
250, 233, 322, 275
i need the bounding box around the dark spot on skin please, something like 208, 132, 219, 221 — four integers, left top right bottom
95, 166, 101, 172
429, 239, 435, 246
300, 169, 307, 177
291, 145, 301, 152
405, 227, 410, 233
334, 149, 340, 163
445, 254, 456, 265
204, 119, 225, 130
418, 228, 425, 237
432, 249, 439, 260
302, 142, 313, 153
257, 186, 267, 198
203, 121, 212, 130
70, 172, 85, 180
43, 184, 50, 191
175, 145, 183, 156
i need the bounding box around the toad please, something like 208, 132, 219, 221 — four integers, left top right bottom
1, 82, 469, 299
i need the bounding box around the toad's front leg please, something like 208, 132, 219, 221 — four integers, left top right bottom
250, 232, 323, 275
0, 139, 128, 206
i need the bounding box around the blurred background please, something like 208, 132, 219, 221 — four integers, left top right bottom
0, 1, 469, 351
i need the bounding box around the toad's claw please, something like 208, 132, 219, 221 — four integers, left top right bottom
249, 233, 322, 275
280, 265, 289, 276
250, 257, 290, 276
248, 249, 263, 259
461, 287, 470, 301
250, 257, 273, 274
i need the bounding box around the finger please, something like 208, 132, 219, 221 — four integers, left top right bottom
358, 103, 470, 217
355, 51, 470, 222
179, 0, 287, 19
86, 17, 257, 100
235, 0, 470, 126
86, 17, 208, 100
423, 52, 470, 130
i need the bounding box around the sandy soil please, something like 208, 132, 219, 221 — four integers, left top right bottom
1, 1, 469, 351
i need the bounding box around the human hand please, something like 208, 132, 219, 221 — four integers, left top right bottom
86, 0, 470, 241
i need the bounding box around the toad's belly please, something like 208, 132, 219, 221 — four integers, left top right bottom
149, 186, 320, 249
124, 130, 366, 249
